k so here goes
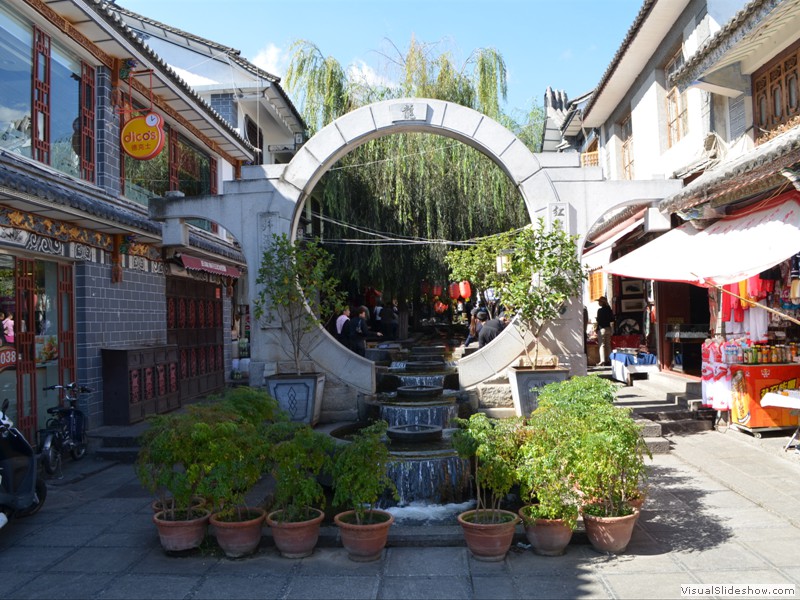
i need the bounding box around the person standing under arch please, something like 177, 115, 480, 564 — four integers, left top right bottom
595, 297, 614, 366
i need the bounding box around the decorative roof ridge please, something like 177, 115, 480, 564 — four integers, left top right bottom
107, 2, 306, 130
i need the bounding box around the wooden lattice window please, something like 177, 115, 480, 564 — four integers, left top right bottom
620, 114, 634, 180
666, 48, 688, 147
753, 39, 800, 141
589, 270, 605, 302
80, 62, 95, 182
31, 26, 51, 164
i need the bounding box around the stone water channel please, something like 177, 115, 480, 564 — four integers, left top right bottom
331, 345, 473, 509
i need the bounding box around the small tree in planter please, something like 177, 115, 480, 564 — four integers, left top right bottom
446, 218, 586, 366
264, 422, 335, 558
452, 413, 525, 561
331, 420, 398, 562
254, 233, 346, 424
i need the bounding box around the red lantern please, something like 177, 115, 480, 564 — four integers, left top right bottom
449, 282, 460, 300
432, 284, 443, 297
421, 281, 431, 295
459, 280, 471, 299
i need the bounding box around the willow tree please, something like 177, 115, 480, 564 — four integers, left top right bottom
285, 38, 543, 304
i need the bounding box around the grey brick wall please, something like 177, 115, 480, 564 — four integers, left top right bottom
210, 93, 237, 127
75, 259, 167, 428
94, 66, 121, 197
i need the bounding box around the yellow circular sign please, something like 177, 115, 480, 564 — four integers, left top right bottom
120, 113, 166, 160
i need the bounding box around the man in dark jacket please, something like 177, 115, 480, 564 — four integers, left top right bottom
477, 311, 504, 348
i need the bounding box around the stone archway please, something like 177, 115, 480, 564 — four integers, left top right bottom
150, 97, 678, 420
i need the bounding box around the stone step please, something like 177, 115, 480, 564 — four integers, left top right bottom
477, 407, 517, 419
635, 418, 662, 438
94, 446, 140, 464
644, 436, 671, 454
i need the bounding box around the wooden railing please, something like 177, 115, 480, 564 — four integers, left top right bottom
581, 151, 599, 167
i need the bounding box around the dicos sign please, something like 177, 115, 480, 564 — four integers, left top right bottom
120, 112, 166, 160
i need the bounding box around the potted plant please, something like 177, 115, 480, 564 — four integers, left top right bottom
572, 398, 651, 554
452, 413, 523, 561
331, 420, 397, 562
201, 407, 271, 558
516, 401, 581, 556
447, 218, 585, 416
264, 422, 334, 558
136, 409, 216, 553
254, 233, 346, 426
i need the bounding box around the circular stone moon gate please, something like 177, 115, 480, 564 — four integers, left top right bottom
150, 98, 678, 422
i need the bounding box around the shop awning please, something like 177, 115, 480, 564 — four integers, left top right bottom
180, 254, 241, 278
583, 217, 644, 271
603, 196, 800, 286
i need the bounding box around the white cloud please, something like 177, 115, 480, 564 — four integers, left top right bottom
348, 60, 394, 89
560, 49, 574, 61
252, 42, 286, 78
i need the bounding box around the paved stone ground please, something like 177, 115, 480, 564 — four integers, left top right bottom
3, 372, 800, 599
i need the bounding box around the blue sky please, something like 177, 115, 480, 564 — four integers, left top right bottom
116, 0, 643, 117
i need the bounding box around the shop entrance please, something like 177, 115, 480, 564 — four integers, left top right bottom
0, 256, 74, 441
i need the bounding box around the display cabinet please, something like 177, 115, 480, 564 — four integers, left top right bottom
101, 345, 180, 425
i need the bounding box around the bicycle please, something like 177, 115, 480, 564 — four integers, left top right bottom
38, 383, 91, 475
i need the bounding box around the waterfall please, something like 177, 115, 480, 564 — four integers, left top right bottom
385, 454, 471, 506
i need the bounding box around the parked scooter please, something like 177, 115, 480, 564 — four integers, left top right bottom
0, 398, 47, 529
39, 383, 90, 475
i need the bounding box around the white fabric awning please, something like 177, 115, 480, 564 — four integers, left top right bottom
583, 217, 644, 271
603, 195, 800, 286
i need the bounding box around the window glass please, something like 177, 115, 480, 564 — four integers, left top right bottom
178, 138, 211, 196
50, 40, 81, 178
124, 124, 170, 205
0, 6, 32, 157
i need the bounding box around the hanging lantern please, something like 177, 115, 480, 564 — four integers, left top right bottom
459, 280, 471, 299
432, 284, 443, 297
421, 281, 431, 296
449, 282, 460, 300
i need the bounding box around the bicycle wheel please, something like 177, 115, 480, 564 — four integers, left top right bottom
16, 477, 47, 517
41, 436, 61, 475
70, 442, 87, 461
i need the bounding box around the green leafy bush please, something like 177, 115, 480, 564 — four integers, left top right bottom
331, 421, 397, 525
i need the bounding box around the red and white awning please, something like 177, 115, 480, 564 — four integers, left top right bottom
180, 254, 241, 278
603, 195, 800, 286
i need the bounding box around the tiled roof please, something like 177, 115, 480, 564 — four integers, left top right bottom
581, 0, 657, 120
85, 0, 256, 159
659, 126, 800, 213
0, 152, 244, 263
109, 4, 306, 132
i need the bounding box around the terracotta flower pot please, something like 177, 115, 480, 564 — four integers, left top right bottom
457, 509, 520, 562
151, 495, 206, 514
153, 508, 211, 552
582, 509, 639, 554
210, 507, 266, 558
267, 508, 325, 558
518, 507, 573, 556
334, 509, 394, 562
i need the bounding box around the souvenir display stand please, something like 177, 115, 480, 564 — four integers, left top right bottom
728, 363, 800, 437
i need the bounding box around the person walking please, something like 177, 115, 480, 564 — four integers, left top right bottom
349, 305, 381, 356
477, 311, 504, 348
335, 306, 351, 347
595, 297, 614, 366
